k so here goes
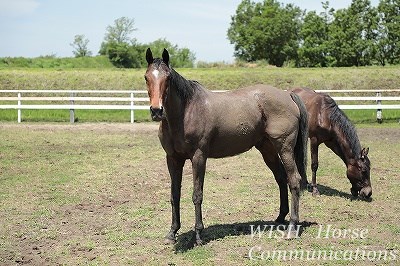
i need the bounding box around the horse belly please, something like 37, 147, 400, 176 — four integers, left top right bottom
208, 122, 262, 158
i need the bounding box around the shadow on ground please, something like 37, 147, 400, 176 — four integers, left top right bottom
315, 184, 372, 202
174, 220, 317, 252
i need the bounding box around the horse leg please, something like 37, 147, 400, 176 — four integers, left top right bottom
191, 149, 207, 246
274, 133, 303, 239
280, 151, 302, 239
310, 137, 320, 196
256, 141, 289, 224
165, 155, 185, 244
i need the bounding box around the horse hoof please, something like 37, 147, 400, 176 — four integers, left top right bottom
275, 216, 286, 224
194, 239, 203, 246
164, 237, 176, 245
285, 230, 300, 240
312, 189, 320, 196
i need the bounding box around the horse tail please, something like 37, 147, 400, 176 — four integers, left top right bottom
290, 92, 309, 191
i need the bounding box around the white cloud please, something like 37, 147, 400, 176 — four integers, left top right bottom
0, 0, 40, 17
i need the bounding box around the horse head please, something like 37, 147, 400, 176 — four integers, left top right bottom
145, 48, 171, 121
347, 147, 372, 199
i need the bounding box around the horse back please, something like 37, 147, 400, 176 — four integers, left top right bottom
247, 85, 301, 138
291, 87, 334, 140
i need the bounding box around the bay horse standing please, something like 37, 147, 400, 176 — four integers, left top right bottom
291, 87, 372, 198
145, 48, 309, 245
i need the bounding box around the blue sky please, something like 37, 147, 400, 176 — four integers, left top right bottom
0, 0, 380, 62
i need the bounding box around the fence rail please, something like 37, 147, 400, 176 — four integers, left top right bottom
0, 89, 399, 123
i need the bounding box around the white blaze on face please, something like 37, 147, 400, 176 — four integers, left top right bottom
150, 69, 163, 108
152, 69, 159, 78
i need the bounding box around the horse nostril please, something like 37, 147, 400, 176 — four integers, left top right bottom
150, 106, 164, 121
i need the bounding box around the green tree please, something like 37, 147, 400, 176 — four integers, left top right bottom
227, 0, 303, 67
70, 34, 92, 57
103, 42, 136, 68
298, 11, 329, 67
227, 0, 258, 62
328, 0, 378, 66
147, 39, 196, 67
377, 0, 400, 65
99, 17, 138, 67
104, 17, 137, 44
298, 2, 335, 67
99, 17, 195, 68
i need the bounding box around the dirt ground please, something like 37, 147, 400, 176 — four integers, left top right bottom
0, 123, 399, 265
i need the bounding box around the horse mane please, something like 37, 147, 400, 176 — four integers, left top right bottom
169, 68, 202, 103
322, 94, 362, 159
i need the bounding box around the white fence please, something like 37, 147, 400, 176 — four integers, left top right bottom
0, 90, 149, 123
0, 89, 399, 123
314, 89, 400, 123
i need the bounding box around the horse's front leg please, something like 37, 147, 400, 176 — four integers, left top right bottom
191, 149, 207, 246
310, 137, 320, 196
165, 154, 185, 244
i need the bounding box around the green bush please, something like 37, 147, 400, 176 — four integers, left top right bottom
0, 56, 114, 69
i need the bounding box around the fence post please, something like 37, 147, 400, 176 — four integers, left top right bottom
17, 92, 21, 123
376, 91, 382, 124
130, 92, 134, 123
70, 92, 75, 123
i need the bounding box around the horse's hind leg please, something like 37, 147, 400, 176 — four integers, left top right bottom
279, 147, 302, 238
271, 131, 303, 239
256, 140, 289, 224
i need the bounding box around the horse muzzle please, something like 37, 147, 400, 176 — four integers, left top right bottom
351, 186, 372, 199
150, 106, 164, 121
359, 186, 372, 199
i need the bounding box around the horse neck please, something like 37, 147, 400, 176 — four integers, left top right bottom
331, 124, 361, 166
163, 70, 194, 129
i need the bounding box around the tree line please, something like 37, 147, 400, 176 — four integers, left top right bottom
71, 17, 196, 68
228, 0, 400, 67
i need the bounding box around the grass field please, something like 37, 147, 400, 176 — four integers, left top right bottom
1, 66, 400, 91
0, 123, 399, 265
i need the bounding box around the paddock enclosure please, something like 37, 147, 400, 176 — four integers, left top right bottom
0, 123, 399, 265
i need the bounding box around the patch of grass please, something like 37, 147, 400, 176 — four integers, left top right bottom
0, 108, 152, 123
183, 247, 215, 265
0, 56, 114, 69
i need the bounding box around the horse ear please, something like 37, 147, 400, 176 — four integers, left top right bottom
146, 48, 153, 65
162, 48, 170, 66
361, 147, 369, 158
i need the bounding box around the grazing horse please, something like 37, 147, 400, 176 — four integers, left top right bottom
291, 87, 372, 198
145, 48, 309, 245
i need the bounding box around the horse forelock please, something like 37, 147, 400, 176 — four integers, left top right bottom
324, 95, 362, 158
149, 58, 169, 73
